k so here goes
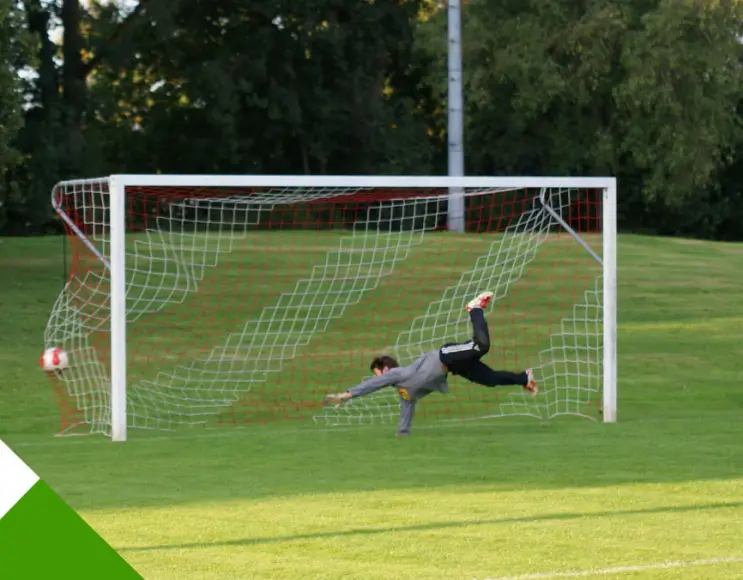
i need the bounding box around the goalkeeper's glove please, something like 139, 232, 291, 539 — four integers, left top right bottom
324, 392, 351, 408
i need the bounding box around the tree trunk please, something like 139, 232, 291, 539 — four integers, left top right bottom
24, 0, 58, 111
61, 0, 86, 176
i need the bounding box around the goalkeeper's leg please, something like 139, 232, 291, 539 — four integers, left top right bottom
439, 300, 492, 372
460, 362, 538, 395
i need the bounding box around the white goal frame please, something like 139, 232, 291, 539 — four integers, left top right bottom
53, 174, 617, 442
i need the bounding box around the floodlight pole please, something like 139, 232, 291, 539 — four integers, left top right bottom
447, 0, 465, 233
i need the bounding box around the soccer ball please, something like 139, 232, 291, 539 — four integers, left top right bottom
40, 347, 69, 372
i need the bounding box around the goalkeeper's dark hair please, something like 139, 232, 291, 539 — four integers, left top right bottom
370, 355, 399, 372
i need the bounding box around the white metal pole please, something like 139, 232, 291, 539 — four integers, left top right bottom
602, 180, 618, 422
447, 0, 465, 233
109, 175, 127, 441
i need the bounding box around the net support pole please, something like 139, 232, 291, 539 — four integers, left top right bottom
602, 180, 618, 423
109, 175, 127, 441
447, 0, 465, 233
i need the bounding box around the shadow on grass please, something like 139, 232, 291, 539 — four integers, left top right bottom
15, 416, 743, 512
119, 500, 743, 553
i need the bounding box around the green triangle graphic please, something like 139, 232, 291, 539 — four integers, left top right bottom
0, 476, 141, 578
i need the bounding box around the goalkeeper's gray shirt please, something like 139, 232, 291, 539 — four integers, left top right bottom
347, 351, 448, 434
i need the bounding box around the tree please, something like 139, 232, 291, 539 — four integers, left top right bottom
0, 0, 26, 231
86, 0, 435, 176
615, 0, 743, 232
417, 0, 630, 176
415, 0, 743, 238
1, 0, 155, 234
7, 0, 743, 238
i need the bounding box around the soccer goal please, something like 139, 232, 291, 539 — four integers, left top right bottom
45, 175, 617, 441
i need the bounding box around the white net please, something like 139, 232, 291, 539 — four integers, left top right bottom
45, 179, 605, 435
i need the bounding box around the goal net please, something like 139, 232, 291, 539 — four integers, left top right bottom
44, 176, 616, 439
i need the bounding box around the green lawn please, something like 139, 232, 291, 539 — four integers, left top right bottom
0, 233, 742, 579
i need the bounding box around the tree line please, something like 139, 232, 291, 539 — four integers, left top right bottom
1, 0, 743, 239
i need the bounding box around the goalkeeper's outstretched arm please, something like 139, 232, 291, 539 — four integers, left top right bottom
323, 366, 409, 407
323, 363, 418, 436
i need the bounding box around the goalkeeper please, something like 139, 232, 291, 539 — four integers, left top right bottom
323, 291, 537, 435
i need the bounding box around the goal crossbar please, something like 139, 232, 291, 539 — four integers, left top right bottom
108, 174, 615, 189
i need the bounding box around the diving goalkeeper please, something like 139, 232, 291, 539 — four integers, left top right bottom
323, 291, 537, 435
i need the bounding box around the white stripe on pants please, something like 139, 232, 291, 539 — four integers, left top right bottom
440, 341, 477, 354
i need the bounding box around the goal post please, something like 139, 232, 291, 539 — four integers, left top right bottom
109, 176, 127, 442
602, 181, 617, 423
46, 175, 617, 441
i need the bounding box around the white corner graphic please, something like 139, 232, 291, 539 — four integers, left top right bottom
0, 440, 40, 520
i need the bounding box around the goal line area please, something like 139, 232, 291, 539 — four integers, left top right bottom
44, 177, 616, 439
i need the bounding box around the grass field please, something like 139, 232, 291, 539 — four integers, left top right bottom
0, 233, 742, 579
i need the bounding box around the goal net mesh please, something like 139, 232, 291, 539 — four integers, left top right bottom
45, 182, 604, 435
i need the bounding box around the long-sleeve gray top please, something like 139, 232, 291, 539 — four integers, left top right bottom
347, 351, 448, 401
346, 351, 449, 435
